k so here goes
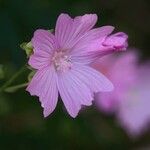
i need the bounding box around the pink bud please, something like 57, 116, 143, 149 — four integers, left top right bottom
103, 32, 128, 51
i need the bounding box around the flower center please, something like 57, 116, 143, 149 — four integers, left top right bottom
52, 51, 72, 72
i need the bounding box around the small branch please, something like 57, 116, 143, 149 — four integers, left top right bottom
0, 65, 27, 93
4, 83, 28, 93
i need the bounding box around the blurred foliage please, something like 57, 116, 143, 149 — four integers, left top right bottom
0, 65, 4, 79
0, 0, 150, 149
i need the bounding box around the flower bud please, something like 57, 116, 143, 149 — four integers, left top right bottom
20, 42, 33, 57
103, 32, 128, 51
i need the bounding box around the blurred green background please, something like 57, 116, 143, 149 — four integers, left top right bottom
0, 0, 150, 149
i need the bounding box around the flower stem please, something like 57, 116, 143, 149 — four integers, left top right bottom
0, 65, 27, 93
4, 83, 28, 93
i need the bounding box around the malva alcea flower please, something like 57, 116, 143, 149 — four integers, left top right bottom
93, 51, 138, 113
26, 13, 128, 118
117, 62, 150, 137
93, 51, 150, 137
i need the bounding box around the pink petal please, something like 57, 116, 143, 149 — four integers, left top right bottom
32, 29, 58, 53
55, 13, 97, 49
28, 52, 50, 70
30, 29, 58, 70
26, 66, 58, 117
71, 26, 114, 54
117, 82, 150, 136
57, 68, 95, 118
94, 51, 138, 113
74, 14, 98, 32
103, 32, 128, 50
57, 64, 113, 118
72, 64, 114, 92
95, 92, 119, 113
70, 26, 115, 64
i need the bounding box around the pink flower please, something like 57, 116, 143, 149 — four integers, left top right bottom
117, 62, 150, 136
93, 51, 150, 136
26, 13, 128, 118
93, 51, 138, 113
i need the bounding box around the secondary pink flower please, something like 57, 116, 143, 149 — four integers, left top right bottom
117, 62, 150, 136
26, 13, 128, 118
93, 51, 138, 113
93, 51, 150, 136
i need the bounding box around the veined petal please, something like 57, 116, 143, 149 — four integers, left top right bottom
71, 26, 115, 54
28, 52, 51, 70
57, 67, 94, 118
32, 29, 58, 53
70, 26, 115, 64
57, 73, 81, 118
26, 66, 58, 117
57, 64, 113, 117
102, 32, 128, 50
72, 64, 114, 92
30, 29, 58, 69
55, 13, 97, 49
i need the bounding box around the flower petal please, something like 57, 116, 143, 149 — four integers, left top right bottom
71, 26, 114, 54
32, 29, 58, 53
70, 26, 115, 64
26, 66, 58, 117
55, 13, 97, 49
57, 64, 113, 117
28, 52, 51, 70
102, 32, 128, 50
30, 29, 57, 69
72, 64, 114, 92
57, 67, 94, 118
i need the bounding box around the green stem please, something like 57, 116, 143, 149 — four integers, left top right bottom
4, 83, 28, 93
0, 65, 27, 93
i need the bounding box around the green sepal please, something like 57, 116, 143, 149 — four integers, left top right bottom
48, 29, 54, 33
20, 42, 33, 57
28, 70, 36, 82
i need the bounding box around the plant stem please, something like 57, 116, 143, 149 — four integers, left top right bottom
4, 83, 28, 93
0, 65, 27, 93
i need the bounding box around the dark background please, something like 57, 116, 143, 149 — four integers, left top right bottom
0, 0, 150, 149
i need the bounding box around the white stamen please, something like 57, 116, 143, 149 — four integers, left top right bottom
52, 51, 72, 72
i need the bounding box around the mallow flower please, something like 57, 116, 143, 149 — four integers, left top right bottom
117, 62, 150, 136
26, 13, 128, 118
93, 51, 150, 136
93, 51, 138, 113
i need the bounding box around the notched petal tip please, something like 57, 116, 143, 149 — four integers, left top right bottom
84, 13, 98, 19
26, 86, 35, 96
43, 109, 50, 118
32, 29, 47, 38
69, 112, 79, 118
81, 13, 98, 23
57, 13, 71, 19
